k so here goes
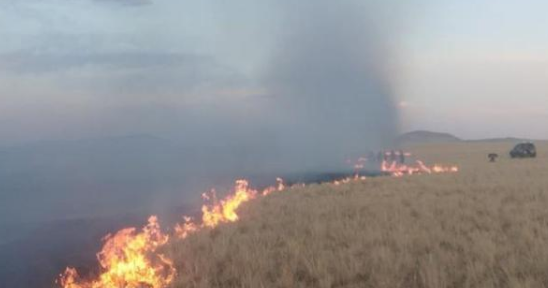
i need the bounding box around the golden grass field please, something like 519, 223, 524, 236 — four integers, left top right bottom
168, 141, 548, 288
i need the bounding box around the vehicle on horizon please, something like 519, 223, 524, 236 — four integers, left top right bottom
510, 142, 537, 158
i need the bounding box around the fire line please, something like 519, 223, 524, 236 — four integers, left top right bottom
57, 158, 458, 288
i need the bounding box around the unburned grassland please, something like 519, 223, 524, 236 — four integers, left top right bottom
169, 141, 548, 288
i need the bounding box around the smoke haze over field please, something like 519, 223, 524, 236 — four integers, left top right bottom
0, 1, 410, 234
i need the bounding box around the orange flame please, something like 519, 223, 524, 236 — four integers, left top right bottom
173, 178, 286, 239
59, 158, 458, 288
58, 216, 175, 288
174, 216, 199, 240
262, 178, 285, 196
201, 179, 258, 228
381, 160, 458, 177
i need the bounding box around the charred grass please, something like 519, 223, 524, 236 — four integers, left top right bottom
168, 141, 548, 288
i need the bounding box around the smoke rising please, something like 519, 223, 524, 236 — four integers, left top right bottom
263, 0, 402, 171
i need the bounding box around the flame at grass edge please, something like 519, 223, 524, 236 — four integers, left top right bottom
59, 159, 458, 288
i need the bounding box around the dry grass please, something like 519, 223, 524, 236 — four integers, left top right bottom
168, 141, 548, 288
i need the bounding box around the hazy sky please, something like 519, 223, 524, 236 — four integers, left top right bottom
0, 0, 547, 144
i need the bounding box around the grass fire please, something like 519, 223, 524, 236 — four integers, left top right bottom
2, 1, 548, 288
54, 141, 548, 287
57, 156, 458, 288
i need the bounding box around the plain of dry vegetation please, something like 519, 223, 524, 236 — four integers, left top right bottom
168, 141, 548, 288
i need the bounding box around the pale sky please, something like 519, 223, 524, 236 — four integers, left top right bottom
399, 0, 548, 139
0, 0, 547, 144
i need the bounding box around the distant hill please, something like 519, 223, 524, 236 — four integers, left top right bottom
396, 130, 462, 145
397, 130, 541, 146
466, 137, 529, 143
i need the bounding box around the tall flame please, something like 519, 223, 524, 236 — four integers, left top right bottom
202, 179, 258, 227
174, 178, 286, 239
58, 216, 175, 288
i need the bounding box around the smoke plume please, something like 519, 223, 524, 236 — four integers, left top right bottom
263, 0, 402, 171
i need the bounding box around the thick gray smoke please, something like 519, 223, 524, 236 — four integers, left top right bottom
261, 0, 401, 171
